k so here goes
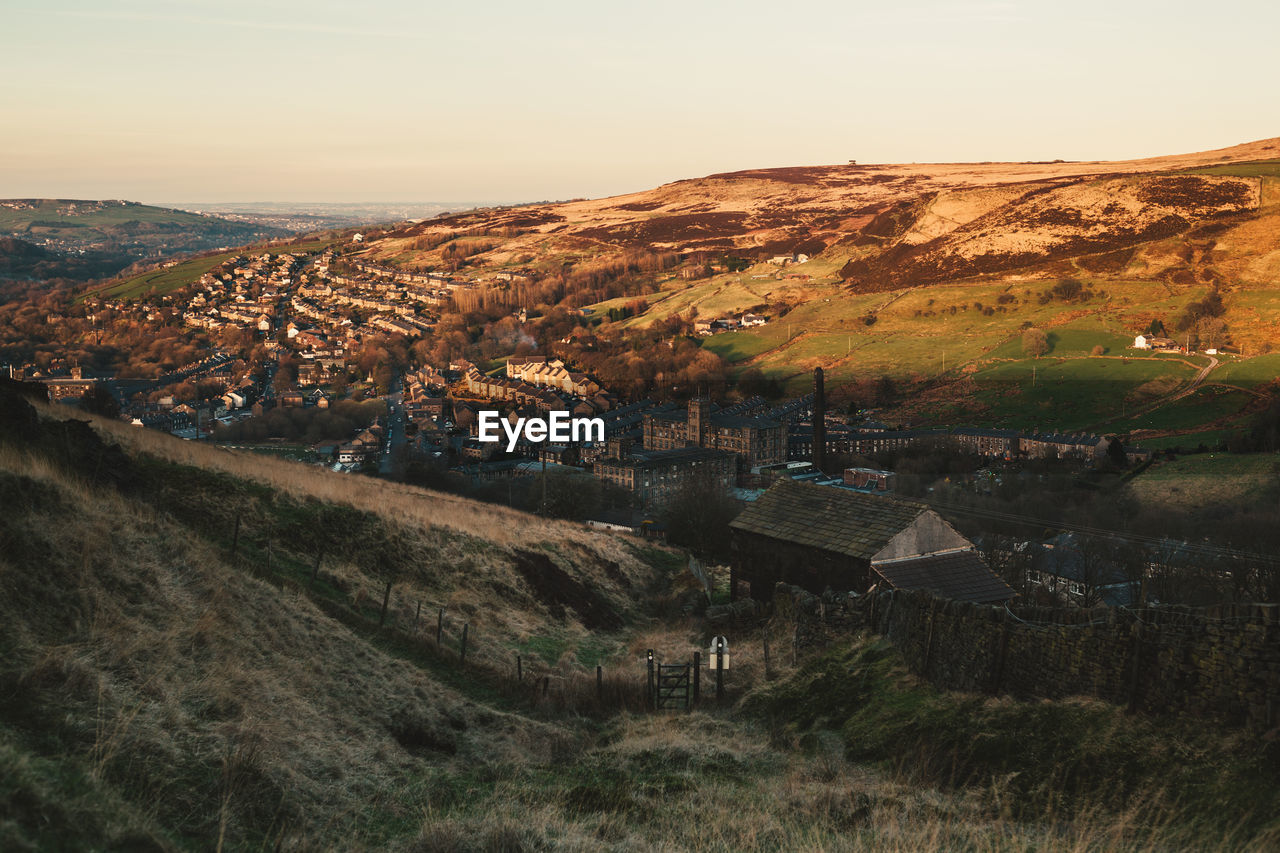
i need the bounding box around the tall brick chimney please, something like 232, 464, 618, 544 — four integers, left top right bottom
812, 367, 826, 473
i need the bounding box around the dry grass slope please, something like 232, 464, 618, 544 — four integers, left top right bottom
3, 396, 1278, 850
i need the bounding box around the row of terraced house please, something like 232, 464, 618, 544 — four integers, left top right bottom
789, 424, 1151, 465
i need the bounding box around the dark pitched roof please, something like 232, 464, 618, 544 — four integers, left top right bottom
646, 408, 780, 430
729, 479, 926, 559
710, 412, 780, 429
952, 427, 1021, 438
871, 549, 1015, 603
599, 446, 734, 470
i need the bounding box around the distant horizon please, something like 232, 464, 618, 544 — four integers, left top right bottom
11, 129, 1280, 209
6, 126, 1279, 210
4, 0, 1279, 203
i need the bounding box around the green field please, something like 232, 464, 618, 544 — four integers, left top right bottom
1214, 352, 1280, 387
1141, 429, 1237, 451
1182, 159, 1280, 179
1101, 385, 1253, 434
95, 236, 339, 301
983, 322, 1137, 360
95, 251, 242, 301
1127, 451, 1279, 507
966, 355, 1198, 430
0, 199, 210, 231
589, 267, 1280, 436
704, 281, 1190, 397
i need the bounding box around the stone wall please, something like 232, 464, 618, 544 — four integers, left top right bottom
778, 585, 1280, 729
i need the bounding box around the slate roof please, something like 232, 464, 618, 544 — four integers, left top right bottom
871, 549, 1016, 603
609, 446, 735, 470
729, 479, 926, 560
648, 407, 780, 430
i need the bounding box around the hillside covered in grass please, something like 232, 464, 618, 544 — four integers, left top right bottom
349, 138, 1280, 441
0, 388, 672, 848
0, 199, 292, 290
4, 389, 1280, 850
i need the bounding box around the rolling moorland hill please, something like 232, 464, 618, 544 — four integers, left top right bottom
355, 137, 1280, 439
0, 199, 293, 289
3, 389, 1280, 850
368, 137, 1280, 267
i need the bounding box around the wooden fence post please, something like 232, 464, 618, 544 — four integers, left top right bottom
762, 627, 772, 680
379, 579, 393, 627
692, 651, 701, 707
923, 600, 938, 675
1127, 621, 1144, 713
646, 650, 655, 710
989, 621, 1010, 695
715, 637, 725, 704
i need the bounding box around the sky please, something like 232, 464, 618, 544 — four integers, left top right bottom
2, 0, 1278, 205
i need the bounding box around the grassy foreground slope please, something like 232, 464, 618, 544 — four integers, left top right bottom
0, 391, 669, 849
4, 392, 1280, 850
744, 637, 1280, 849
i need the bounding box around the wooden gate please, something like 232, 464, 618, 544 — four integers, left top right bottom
656, 663, 691, 710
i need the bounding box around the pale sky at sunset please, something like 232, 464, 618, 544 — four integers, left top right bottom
2, 0, 1277, 204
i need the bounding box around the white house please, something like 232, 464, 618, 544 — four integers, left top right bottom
1133, 335, 1150, 350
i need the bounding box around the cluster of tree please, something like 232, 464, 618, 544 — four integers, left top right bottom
0, 291, 233, 381
1039, 278, 1094, 304
1022, 327, 1050, 357
659, 472, 741, 561
439, 239, 502, 271
832, 375, 898, 411
1168, 287, 1228, 349
450, 250, 678, 316
214, 399, 386, 444
400, 457, 637, 522
557, 333, 729, 401
1225, 399, 1280, 453
737, 368, 786, 399
1175, 287, 1225, 330
604, 300, 649, 323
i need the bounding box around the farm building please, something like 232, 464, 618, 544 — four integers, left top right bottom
728, 480, 1013, 603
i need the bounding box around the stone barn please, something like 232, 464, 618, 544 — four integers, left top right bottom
728, 480, 1012, 603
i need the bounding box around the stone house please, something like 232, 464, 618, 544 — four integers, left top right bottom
729, 480, 1011, 602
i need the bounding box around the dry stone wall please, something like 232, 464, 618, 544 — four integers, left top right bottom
778, 585, 1280, 729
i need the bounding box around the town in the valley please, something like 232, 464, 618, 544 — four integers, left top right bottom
11, 234, 1242, 613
